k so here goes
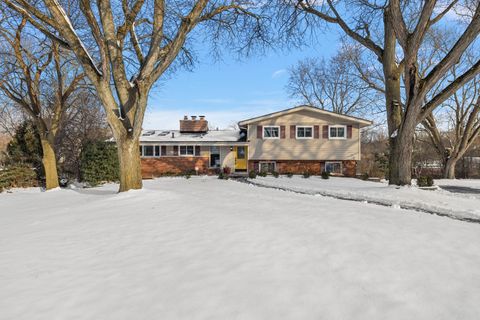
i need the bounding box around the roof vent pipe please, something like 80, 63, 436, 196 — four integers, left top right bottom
171, 132, 175, 138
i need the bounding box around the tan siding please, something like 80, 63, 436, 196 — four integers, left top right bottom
247, 109, 361, 160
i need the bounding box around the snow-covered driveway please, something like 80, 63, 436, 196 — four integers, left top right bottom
247, 176, 480, 221
1, 177, 480, 320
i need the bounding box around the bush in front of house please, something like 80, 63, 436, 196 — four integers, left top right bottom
417, 175, 434, 187
248, 170, 257, 179
223, 166, 231, 175
361, 173, 369, 180
218, 171, 229, 180
321, 171, 330, 179
0, 165, 38, 192
258, 170, 268, 177
285, 172, 293, 178
80, 141, 119, 186
272, 171, 280, 178
303, 171, 311, 179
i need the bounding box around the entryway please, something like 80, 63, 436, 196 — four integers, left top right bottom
234, 146, 248, 172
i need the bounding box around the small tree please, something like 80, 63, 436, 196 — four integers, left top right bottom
80, 141, 119, 186
6, 121, 43, 174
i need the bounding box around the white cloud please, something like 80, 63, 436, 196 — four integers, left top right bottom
272, 69, 287, 79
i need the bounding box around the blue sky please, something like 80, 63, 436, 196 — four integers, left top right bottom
144, 32, 340, 130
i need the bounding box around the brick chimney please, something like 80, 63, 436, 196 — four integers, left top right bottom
179, 115, 208, 133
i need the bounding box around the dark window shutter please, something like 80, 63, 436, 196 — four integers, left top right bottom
173, 145, 179, 156
280, 125, 286, 139
290, 125, 296, 139
347, 125, 353, 139
195, 145, 201, 156
322, 125, 329, 139
257, 125, 263, 139
314, 125, 320, 139
161, 146, 167, 156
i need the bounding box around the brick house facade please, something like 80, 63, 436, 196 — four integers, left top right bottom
140, 106, 372, 178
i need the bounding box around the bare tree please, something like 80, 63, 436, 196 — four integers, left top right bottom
275, 0, 480, 185
287, 44, 381, 117
0, 18, 85, 189
0, 99, 23, 137
3, 0, 267, 192
422, 76, 480, 179
56, 91, 110, 179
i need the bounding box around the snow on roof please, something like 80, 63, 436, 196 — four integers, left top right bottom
139, 129, 244, 143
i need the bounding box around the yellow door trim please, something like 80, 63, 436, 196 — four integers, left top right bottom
234, 146, 247, 171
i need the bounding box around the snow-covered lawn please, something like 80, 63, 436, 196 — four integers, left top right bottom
1, 177, 480, 319
248, 176, 480, 221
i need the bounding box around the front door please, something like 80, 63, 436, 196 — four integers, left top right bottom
234, 146, 247, 171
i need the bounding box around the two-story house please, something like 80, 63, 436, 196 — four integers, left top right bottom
139, 105, 372, 177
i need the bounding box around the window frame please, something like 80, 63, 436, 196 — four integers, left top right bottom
328, 125, 347, 140
296, 126, 314, 139
209, 146, 221, 168
142, 145, 155, 157
140, 145, 163, 157
325, 161, 342, 174
259, 161, 276, 173
262, 126, 280, 139
179, 145, 195, 156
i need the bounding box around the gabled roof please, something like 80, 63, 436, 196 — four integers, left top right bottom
238, 105, 373, 128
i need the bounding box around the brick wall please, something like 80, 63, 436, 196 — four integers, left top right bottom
248, 160, 357, 177
141, 157, 210, 178
342, 160, 357, 177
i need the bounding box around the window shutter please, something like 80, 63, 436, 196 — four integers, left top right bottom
195, 145, 201, 156
257, 125, 263, 139
173, 145, 178, 156
280, 126, 286, 139
314, 125, 320, 139
322, 125, 329, 139
347, 125, 353, 139
290, 125, 296, 139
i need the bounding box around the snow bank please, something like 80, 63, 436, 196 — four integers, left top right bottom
247, 176, 480, 221
1, 177, 480, 319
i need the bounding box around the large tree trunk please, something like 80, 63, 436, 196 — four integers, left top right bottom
389, 129, 414, 185
443, 157, 458, 179
383, 10, 409, 185
117, 136, 142, 192
40, 138, 60, 190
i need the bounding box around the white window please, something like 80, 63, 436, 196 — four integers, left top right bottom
325, 162, 342, 174
329, 125, 346, 139
296, 126, 313, 139
263, 126, 280, 139
179, 145, 195, 156
143, 145, 154, 157
259, 161, 276, 172
140, 145, 161, 157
